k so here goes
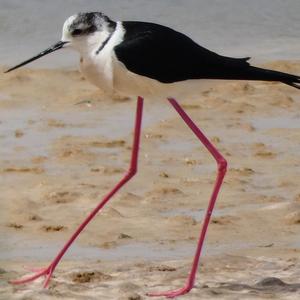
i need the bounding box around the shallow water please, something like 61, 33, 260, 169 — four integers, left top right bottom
160, 202, 266, 222
251, 114, 300, 130
0, 101, 172, 171
0, 0, 299, 68
0, 232, 254, 262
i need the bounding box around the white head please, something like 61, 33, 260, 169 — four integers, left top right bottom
61, 12, 116, 53
5, 12, 116, 73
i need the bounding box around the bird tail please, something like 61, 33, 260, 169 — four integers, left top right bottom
244, 66, 300, 90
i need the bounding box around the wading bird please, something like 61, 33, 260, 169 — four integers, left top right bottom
5, 12, 300, 298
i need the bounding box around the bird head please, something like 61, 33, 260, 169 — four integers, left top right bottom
4, 12, 116, 73
62, 13, 116, 53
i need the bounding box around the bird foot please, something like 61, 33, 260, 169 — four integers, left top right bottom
10, 264, 54, 288
22, 265, 48, 273
147, 285, 193, 298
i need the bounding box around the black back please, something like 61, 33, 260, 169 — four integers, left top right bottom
114, 21, 250, 83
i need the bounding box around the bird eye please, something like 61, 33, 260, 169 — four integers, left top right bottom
72, 29, 83, 36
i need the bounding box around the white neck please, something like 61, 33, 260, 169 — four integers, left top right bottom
72, 31, 110, 56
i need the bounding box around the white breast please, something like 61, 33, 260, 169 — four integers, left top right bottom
79, 22, 122, 95
79, 22, 161, 97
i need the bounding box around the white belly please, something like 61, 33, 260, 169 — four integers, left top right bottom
112, 57, 166, 97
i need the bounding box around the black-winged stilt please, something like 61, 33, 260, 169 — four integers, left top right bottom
5, 12, 300, 298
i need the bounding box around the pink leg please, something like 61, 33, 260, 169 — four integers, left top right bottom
148, 98, 227, 298
10, 96, 144, 288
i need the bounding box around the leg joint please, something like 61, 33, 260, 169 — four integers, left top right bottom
218, 157, 228, 173
127, 166, 137, 177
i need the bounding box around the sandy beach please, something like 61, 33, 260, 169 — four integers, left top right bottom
0, 61, 300, 299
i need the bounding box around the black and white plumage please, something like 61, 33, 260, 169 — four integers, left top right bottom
4, 11, 300, 298
5, 12, 300, 95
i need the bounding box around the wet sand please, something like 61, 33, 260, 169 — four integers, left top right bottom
0, 61, 300, 299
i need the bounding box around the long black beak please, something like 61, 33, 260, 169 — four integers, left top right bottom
4, 41, 69, 73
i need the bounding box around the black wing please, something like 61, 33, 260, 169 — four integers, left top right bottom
114, 21, 250, 83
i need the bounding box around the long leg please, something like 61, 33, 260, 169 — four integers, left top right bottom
10, 96, 144, 288
148, 97, 227, 298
